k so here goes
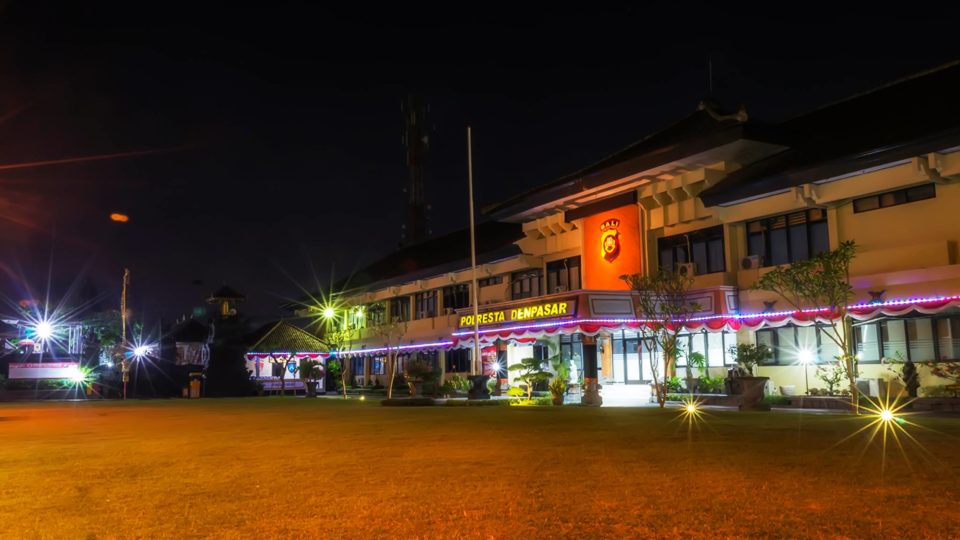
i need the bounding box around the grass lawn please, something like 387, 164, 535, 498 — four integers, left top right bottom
2, 399, 960, 539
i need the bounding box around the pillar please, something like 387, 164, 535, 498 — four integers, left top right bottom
581, 334, 603, 406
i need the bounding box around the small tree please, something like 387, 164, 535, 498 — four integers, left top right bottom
321, 327, 353, 398
266, 355, 295, 396
366, 303, 408, 400
298, 358, 325, 397
727, 343, 773, 376
508, 357, 552, 400
754, 240, 859, 412
621, 269, 701, 408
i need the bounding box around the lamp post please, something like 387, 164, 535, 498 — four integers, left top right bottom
798, 349, 814, 395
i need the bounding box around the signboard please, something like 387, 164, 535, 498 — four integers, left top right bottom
8, 362, 80, 380
458, 300, 576, 328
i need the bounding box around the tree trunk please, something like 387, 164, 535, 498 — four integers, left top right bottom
650, 357, 665, 408
279, 369, 285, 397
385, 351, 395, 400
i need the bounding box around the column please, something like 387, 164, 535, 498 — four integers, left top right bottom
581, 334, 603, 406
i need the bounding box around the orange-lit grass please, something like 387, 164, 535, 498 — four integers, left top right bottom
1, 399, 960, 538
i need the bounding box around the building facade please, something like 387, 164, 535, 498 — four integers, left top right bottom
316, 63, 960, 402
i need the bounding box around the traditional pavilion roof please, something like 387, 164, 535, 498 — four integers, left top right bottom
247, 320, 325, 353
208, 285, 246, 301
171, 318, 210, 343
700, 61, 960, 206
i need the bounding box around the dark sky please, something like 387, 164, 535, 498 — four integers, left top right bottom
0, 3, 957, 324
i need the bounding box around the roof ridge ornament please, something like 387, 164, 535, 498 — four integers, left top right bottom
697, 100, 748, 123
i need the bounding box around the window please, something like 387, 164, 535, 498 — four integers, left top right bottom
446, 348, 471, 372
365, 302, 385, 326
414, 291, 437, 320
658, 226, 725, 274
370, 356, 386, 375
511, 269, 542, 300
854, 324, 881, 363
937, 317, 960, 361
747, 209, 828, 267
754, 324, 840, 365
442, 284, 470, 312
855, 316, 955, 363
478, 276, 503, 287
853, 183, 935, 213
677, 331, 735, 367
350, 357, 364, 376
546, 256, 581, 293
389, 297, 410, 322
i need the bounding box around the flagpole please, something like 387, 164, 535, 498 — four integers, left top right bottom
467, 126, 481, 376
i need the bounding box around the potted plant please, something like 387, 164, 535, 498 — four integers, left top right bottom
404, 354, 435, 397
508, 357, 553, 400
548, 377, 566, 406
298, 359, 324, 398
727, 343, 772, 411
684, 351, 707, 393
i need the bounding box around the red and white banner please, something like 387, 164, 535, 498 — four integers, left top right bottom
8, 362, 80, 380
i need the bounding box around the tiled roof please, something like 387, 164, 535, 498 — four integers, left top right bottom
247, 320, 325, 353
701, 61, 960, 206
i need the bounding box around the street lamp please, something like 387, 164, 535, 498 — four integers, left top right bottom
323, 307, 336, 320
34, 321, 54, 341
798, 349, 814, 395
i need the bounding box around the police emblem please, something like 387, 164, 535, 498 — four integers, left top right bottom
599, 218, 621, 262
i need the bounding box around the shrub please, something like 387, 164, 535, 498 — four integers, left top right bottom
699, 375, 725, 393
506, 387, 525, 398
921, 385, 952, 398
727, 343, 773, 375
664, 376, 683, 393
447, 374, 470, 391
763, 395, 791, 406
381, 398, 436, 407
444, 398, 504, 407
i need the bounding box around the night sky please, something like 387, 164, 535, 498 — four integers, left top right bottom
0, 3, 958, 323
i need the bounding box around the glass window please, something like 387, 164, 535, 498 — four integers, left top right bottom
907, 318, 935, 362
853, 183, 935, 213
657, 226, 725, 274
414, 291, 437, 320
881, 320, 907, 361
796, 326, 818, 362
546, 256, 581, 294
511, 269, 542, 300
937, 317, 960, 361
854, 323, 881, 363
747, 210, 828, 267
389, 297, 410, 322
756, 330, 776, 365
365, 302, 386, 326
707, 332, 725, 367
445, 349, 471, 372
478, 276, 503, 287
442, 284, 470, 312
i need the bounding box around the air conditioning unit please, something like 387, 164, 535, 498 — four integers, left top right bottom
676, 262, 696, 277
741, 255, 761, 270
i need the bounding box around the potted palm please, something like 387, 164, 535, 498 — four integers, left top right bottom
727, 343, 772, 411
298, 359, 325, 398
